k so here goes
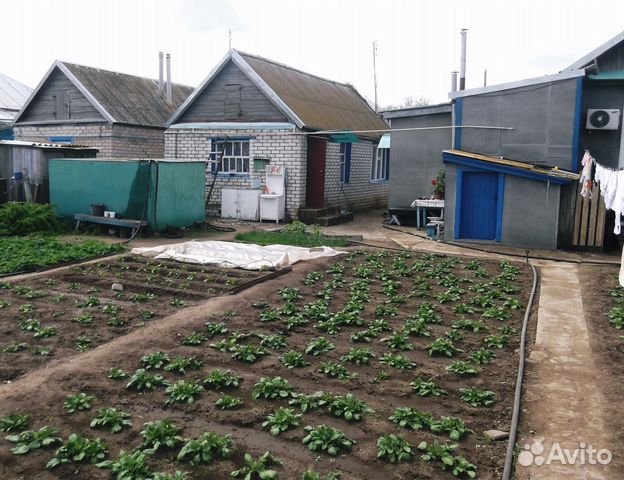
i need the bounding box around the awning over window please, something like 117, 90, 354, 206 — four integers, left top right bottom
329, 133, 360, 143
378, 133, 391, 149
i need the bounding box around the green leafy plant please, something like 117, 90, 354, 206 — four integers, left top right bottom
302, 425, 356, 456
96, 449, 152, 480
0, 413, 31, 432
482, 306, 511, 321
427, 338, 461, 357
341, 347, 375, 365
46, 433, 108, 469
449, 456, 478, 478
230, 344, 269, 363
165, 380, 204, 406
6, 426, 62, 454
418, 439, 456, 465
231, 451, 283, 479
305, 337, 335, 356
429, 416, 473, 441
288, 391, 332, 413
130, 292, 156, 303
75, 335, 94, 352
327, 393, 374, 421
375, 304, 398, 317
252, 376, 294, 400
503, 298, 521, 310
446, 361, 479, 376
205, 321, 228, 337
389, 407, 432, 431
0, 202, 61, 235
259, 334, 287, 350
18, 318, 40, 332
410, 378, 448, 397
90, 407, 132, 433
204, 369, 242, 390
3, 341, 28, 353
141, 351, 171, 370
350, 329, 377, 343
140, 420, 184, 453
280, 350, 310, 368
452, 318, 487, 333
75, 295, 101, 308
152, 472, 189, 480
384, 331, 414, 351
376, 433, 414, 463
303, 271, 324, 285
453, 303, 476, 314
459, 387, 496, 407
379, 353, 416, 370
301, 471, 342, 480
177, 432, 233, 465
279, 287, 303, 302
402, 318, 432, 337
164, 356, 203, 374
64, 393, 95, 413
108, 367, 129, 380
215, 395, 244, 410
182, 331, 206, 346
170, 298, 185, 307
319, 361, 355, 379
74, 313, 94, 326
34, 326, 59, 338
499, 325, 516, 335
483, 334, 509, 348
126, 369, 167, 391
262, 407, 302, 436
470, 348, 496, 365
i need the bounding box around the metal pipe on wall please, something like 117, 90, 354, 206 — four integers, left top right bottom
158, 52, 164, 93
451, 71, 458, 92
460, 29, 467, 90
166, 53, 172, 103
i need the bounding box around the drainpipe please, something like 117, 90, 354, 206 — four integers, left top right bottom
158, 52, 164, 93
459, 29, 467, 90
166, 53, 172, 103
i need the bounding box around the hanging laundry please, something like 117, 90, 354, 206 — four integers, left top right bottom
579, 151, 594, 198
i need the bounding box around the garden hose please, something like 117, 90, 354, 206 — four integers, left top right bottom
502, 261, 538, 480
121, 160, 152, 245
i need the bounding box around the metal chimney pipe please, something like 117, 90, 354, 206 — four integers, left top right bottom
451, 71, 458, 92
166, 53, 172, 103
158, 52, 164, 93
459, 29, 467, 90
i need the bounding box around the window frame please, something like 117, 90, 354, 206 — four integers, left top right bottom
371, 147, 389, 181
210, 138, 251, 175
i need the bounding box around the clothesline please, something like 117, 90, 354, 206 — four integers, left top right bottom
579, 150, 624, 234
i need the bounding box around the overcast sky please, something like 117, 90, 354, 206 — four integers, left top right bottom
2, 0, 624, 108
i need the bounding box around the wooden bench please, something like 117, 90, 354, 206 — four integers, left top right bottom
74, 214, 148, 237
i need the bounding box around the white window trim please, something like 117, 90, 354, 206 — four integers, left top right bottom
211, 139, 251, 174
371, 147, 388, 181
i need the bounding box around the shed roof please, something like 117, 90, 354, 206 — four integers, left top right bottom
564, 30, 624, 71
442, 149, 579, 184
16, 61, 194, 128
168, 50, 388, 135
0, 72, 32, 124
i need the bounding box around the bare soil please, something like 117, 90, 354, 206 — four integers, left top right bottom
578, 263, 624, 470
0, 250, 532, 479
0, 256, 273, 382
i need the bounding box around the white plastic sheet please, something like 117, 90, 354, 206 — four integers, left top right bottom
131, 240, 345, 270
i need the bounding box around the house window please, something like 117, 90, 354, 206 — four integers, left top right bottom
210, 139, 250, 174
371, 148, 389, 181
339, 142, 352, 183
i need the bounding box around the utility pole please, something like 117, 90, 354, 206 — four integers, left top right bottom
372, 41, 379, 112
229, 28, 232, 50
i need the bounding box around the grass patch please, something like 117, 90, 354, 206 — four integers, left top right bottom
235, 231, 349, 248
0, 236, 126, 274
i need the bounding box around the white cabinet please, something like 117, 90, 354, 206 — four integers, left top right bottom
260, 193, 285, 222
221, 188, 261, 221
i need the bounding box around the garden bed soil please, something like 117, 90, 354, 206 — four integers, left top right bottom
0, 256, 275, 382
578, 263, 624, 470
0, 250, 532, 479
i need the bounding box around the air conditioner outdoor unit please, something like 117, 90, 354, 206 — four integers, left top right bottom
586, 108, 620, 130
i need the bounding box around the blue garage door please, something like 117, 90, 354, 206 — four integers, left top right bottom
459, 172, 499, 240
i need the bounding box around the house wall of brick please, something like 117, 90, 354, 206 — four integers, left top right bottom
14, 124, 165, 158
165, 127, 307, 218
324, 141, 389, 212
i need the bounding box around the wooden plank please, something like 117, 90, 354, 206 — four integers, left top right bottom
579, 191, 590, 247
572, 182, 583, 246
587, 185, 600, 246
74, 214, 148, 228
595, 185, 606, 249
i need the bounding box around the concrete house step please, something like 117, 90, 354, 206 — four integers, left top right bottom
298, 206, 353, 226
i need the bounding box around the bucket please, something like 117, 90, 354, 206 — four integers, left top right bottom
13, 171, 23, 181
90, 203, 105, 216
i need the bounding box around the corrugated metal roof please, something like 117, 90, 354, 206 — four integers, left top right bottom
0, 139, 98, 150
61, 63, 194, 128
0, 72, 32, 124
237, 52, 388, 135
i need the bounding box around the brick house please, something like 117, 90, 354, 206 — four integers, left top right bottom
13, 60, 193, 157
165, 50, 389, 221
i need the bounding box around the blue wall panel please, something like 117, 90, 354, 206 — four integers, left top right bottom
459, 171, 498, 240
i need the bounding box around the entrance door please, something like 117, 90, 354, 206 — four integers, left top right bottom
306, 137, 327, 208
459, 171, 499, 240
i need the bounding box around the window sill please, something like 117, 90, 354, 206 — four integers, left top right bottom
217, 172, 250, 179
369, 179, 388, 184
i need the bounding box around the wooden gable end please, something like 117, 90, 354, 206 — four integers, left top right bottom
17, 67, 106, 124
176, 60, 288, 124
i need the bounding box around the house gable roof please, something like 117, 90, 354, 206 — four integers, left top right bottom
564, 30, 624, 71
0, 72, 32, 112
15, 61, 194, 128
167, 50, 388, 134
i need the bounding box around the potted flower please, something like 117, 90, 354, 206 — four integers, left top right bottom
431, 169, 445, 199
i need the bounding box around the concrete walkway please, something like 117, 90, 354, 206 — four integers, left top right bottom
516, 262, 613, 479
